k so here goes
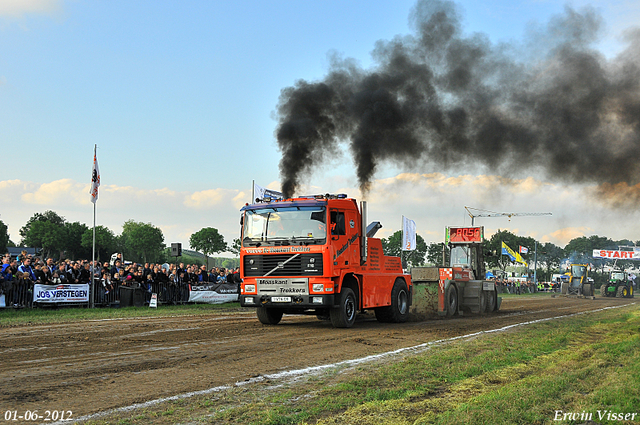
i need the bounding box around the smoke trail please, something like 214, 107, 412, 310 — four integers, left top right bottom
275, 0, 640, 200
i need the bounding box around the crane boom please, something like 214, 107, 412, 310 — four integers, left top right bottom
465, 207, 552, 226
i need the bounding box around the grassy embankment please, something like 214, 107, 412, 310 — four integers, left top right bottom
73, 302, 640, 425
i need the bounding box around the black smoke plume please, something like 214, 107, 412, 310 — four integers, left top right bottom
275, 0, 640, 200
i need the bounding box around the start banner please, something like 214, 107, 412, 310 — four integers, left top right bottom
593, 249, 640, 260
188, 283, 239, 304
34, 283, 90, 303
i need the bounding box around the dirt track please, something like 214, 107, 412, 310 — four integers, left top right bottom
0, 295, 636, 421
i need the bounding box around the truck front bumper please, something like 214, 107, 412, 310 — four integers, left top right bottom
240, 294, 336, 308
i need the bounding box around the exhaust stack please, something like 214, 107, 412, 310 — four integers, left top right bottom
360, 201, 367, 265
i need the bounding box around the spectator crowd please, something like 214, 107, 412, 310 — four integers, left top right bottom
0, 250, 241, 308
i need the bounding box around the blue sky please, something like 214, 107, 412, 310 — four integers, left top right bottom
2, 0, 640, 255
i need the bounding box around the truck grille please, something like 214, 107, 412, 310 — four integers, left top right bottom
243, 253, 323, 277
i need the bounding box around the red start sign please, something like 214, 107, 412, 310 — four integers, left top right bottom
448, 226, 483, 243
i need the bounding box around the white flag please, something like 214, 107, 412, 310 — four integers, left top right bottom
402, 216, 416, 251
253, 182, 283, 202
90, 150, 100, 204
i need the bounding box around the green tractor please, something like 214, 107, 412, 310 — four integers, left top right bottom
601, 270, 635, 298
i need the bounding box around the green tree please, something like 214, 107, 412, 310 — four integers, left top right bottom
426, 242, 448, 266
538, 242, 564, 282
228, 237, 241, 257
0, 219, 9, 252
189, 227, 227, 269
381, 230, 427, 269
485, 229, 526, 273
20, 211, 67, 258
81, 225, 116, 262
64, 221, 90, 260
121, 220, 165, 263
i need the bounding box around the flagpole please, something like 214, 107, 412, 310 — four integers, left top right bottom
91, 144, 97, 308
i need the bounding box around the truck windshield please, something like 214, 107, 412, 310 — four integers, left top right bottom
242, 206, 327, 246
571, 265, 587, 277
611, 271, 625, 281
450, 246, 470, 267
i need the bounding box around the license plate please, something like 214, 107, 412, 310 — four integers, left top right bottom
271, 297, 291, 302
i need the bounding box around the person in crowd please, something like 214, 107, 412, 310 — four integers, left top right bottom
217, 268, 227, 283
67, 262, 81, 284
35, 264, 50, 285
79, 262, 92, 284
1, 255, 13, 300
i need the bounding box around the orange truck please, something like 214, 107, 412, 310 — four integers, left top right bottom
239, 194, 412, 328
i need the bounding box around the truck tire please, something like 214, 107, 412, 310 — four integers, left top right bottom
375, 279, 409, 323
256, 307, 283, 325
485, 290, 496, 312
330, 287, 357, 328
600, 285, 608, 297
619, 285, 630, 298
582, 284, 592, 297
445, 284, 457, 317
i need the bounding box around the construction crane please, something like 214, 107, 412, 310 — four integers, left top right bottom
465, 207, 552, 226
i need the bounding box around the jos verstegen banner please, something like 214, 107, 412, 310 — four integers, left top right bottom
402, 216, 416, 251
90, 148, 100, 203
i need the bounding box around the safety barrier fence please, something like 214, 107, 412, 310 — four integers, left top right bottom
0, 280, 240, 309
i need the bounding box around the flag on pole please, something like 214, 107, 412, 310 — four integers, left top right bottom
253, 182, 283, 202
90, 149, 100, 204
519, 245, 529, 254
502, 242, 528, 267
402, 216, 416, 251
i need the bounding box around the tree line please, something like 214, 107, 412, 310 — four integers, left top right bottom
0, 210, 239, 265
381, 229, 640, 282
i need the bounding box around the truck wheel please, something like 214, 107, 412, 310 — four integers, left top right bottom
375, 279, 409, 323
630, 286, 634, 298
485, 290, 496, 312
582, 284, 592, 297
617, 285, 624, 298
445, 284, 457, 317
330, 288, 357, 328
622, 286, 630, 298
600, 285, 608, 297
256, 307, 283, 325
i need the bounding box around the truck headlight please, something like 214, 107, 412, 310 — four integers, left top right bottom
244, 284, 256, 293
244, 297, 255, 304
312, 297, 323, 304
312, 283, 324, 292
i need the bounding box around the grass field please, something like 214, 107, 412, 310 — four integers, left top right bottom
59, 302, 640, 425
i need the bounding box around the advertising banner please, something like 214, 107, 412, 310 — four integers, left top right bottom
402, 216, 416, 251
592, 249, 640, 260
188, 283, 239, 304
34, 284, 90, 303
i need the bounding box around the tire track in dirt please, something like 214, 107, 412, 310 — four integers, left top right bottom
0, 296, 635, 421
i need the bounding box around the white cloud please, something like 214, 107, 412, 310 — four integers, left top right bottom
0, 0, 62, 18
3, 173, 640, 254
